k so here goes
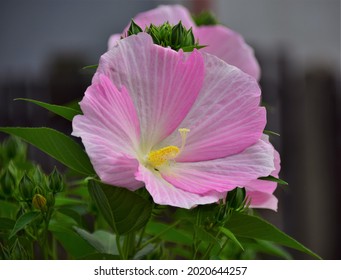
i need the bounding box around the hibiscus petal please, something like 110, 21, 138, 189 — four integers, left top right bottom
72, 74, 143, 190
247, 191, 278, 211
161, 139, 275, 195
159, 52, 265, 162
195, 25, 261, 80
245, 134, 281, 194
136, 165, 220, 209
108, 33, 121, 49
97, 33, 205, 153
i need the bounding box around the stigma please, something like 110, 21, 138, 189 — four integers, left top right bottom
147, 128, 190, 169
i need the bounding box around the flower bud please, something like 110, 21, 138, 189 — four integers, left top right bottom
192, 11, 219, 26
0, 168, 16, 198
2, 137, 27, 163
48, 167, 65, 194
171, 21, 185, 48
32, 194, 47, 211
144, 21, 204, 52
226, 187, 246, 210
31, 167, 47, 187
18, 173, 34, 201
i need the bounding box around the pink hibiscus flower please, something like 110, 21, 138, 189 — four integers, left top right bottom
108, 5, 261, 80
72, 33, 275, 209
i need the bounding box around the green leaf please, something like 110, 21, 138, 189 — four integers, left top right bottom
252, 239, 292, 259
74, 227, 107, 253
80, 253, 120, 260
15, 98, 81, 121
258, 175, 288, 185
63, 99, 81, 111
127, 19, 143, 36
134, 244, 155, 260
9, 211, 40, 239
0, 200, 19, 219
0, 218, 15, 231
194, 225, 221, 247
0, 127, 95, 176
219, 227, 244, 251
145, 221, 192, 246
88, 181, 152, 235
74, 227, 118, 255
226, 212, 321, 259
55, 196, 87, 207
49, 222, 96, 259
57, 208, 83, 225
263, 130, 280, 137
82, 64, 98, 70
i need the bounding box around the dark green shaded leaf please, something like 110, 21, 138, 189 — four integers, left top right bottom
0, 218, 15, 231
88, 181, 152, 235
0, 127, 95, 176
145, 221, 192, 246
57, 208, 83, 225
194, 225, 221, 247
74, 227, 107, 253
81, 253, 120, 260
0, 201, 18, 219
49, 222, 96, 258
15, 98, 81, 121
226, 212, 321, 259
9, 211, 40, 239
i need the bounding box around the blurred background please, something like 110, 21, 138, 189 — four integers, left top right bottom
0, 0, 340, 259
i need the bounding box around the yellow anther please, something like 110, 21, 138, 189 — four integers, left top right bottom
147, 145, 180, 168
146, 128, 190, 169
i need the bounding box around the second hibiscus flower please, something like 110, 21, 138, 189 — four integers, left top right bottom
108, 5, 261, 80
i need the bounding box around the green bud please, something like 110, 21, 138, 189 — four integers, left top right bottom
18, 173, 34, 201
171, 21, 185, 48
2, 137, 27, 163
48, 167, 65, 194
192, 11, 219, 26
145, 21, 204, 52
0, 168, 16, 198
226, 187, 247, 210
127, 19, 143, 36
32, 194, 47, 211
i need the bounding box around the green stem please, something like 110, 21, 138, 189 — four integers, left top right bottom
202, 231, 221, 260
216, 238, 230, 256
192, 208, 202, 260
122, 232, 135, 259
136, 225, 146, 249
116, 235, 124, 259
